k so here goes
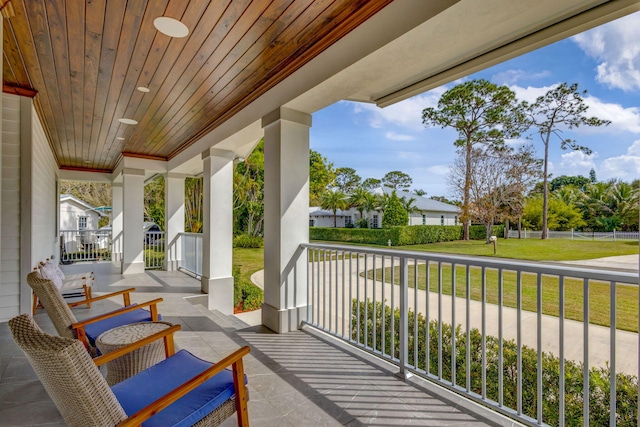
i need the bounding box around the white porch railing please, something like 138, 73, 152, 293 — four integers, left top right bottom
60, 229, 112, 262
179, 232, 203, 277
144, 231, 165, 269
302, 242, 639, 427
508, 229, 639, 241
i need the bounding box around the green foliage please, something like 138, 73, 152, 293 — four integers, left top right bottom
310, 150, 335, 205
234, 140, 264, 236
550, 175, 590, 192
468, 224, 504, 240
310, 225, 465, 246
144, 176, 165, 230
233, 234, 264, 248
232, 265, 263, 311
362, 178, 381, 190
382, 171, 412, 190
185, 177, 203, 233
352, 299, 638, 426
523, 196, 586, 231
335, 167, 361, 194
321, 189, 348, 227
381, 192, 408, 227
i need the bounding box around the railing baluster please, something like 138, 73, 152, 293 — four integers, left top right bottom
498, 268, 503, 408
382, 255, 386, 357
610, 280, 616, 427
347, 252, 352, 341
356, 254, 361, 345
426, 260, 431, 375
451, 262, 456, 387
583, 278, 589, 427
373, 254, 377, 353
414, 258, 419, 370
466, 265, 471, 393
559, 276, 565, 427
342, 251, 346, 338
517, 271, 522, 416
438, 262, 443, 381
537, 273, 543, 425
391, 256, 396, 360
323, 250, 327, 330
329, 251, 333, 332
364, 254, 368, 349
482, 266, 486, 400
398, 256, 409, 378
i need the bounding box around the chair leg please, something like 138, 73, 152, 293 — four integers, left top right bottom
32, 293, 38, 315
83, 285, 91, 309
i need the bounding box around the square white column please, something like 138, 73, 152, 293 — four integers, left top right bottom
122, 168, 145, 274
111, 182, 123, 267
165, 173, 185, 271
201, 149, 234, 314
262, 107, 311, 333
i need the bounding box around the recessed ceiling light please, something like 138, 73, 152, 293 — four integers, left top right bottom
154, 17, 189, 38
137, 86, 150, 93
84, 160, 91, 164
116, 137, 125, 140
119, 118, 138, 125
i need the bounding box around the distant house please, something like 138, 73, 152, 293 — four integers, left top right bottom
310, 187, 460, 228
59, 194, 107, 231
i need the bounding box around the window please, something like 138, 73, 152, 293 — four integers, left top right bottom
372, 215, 379, 228
309, 219, 315, 227
345, 216, 353, 226
440, 215, 444, 226
422, 214, 426, 225
455, 216, 458, 225
78, 216, 88, 230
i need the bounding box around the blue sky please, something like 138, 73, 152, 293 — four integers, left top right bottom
310, 12, 640, 199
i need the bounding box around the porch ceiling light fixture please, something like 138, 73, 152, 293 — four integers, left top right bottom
154, 17, 189, 38
137, 86, 150, 93
116, 137, 125, 140
118, 118, 138, 125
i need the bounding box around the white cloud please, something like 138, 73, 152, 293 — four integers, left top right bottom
385, 132, 414, 141
552, 151, 596, 176
583, 96, 640, 133
572, 13, 640, 91
510, 84, 558, 103
354, 89, 446, 131
511, 85, 640, 134
493, 69, 550, 85
425, 164, 450, 176
599, 139, 640, 180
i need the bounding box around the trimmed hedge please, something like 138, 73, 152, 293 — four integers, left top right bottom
310, 224, 505, 246
233, 234, 263, 248
352, 299, 637, 426
232, 266, 263, 311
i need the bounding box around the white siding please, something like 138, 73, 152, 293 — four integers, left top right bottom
60, 201, 100, 230
0, 94, 21, 321
408, 212, 458, 226
31, 103, 58, 265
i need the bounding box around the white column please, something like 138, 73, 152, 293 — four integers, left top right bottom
262, 107, 311, 333
201, 148, 234, 314
122, 168, 145, 274
165, 173, 185, 271
111, 182, 123, 267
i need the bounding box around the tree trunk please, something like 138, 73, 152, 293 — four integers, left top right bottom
333, 211, 337, 227
462, 143, 472, 240
517, 216, 522, 239
504, 218, 510, 239
541, 136, 551, 239
485, 223, 493, 243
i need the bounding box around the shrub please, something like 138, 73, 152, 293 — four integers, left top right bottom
233, 234, 263, 248
382, 194, 408, 227
232, 265, 263, 311
351, 299, 638, 426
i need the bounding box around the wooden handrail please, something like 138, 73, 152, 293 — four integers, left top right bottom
67, 287, 135, 308
117, 346, 251, 427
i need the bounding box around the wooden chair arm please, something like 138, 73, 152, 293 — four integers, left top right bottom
117, 346, 251, 427
71, 298, 163, 331
93, 324, 182, 367
67, 288, 136, 308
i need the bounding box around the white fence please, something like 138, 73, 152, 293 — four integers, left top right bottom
144, 231, 165, 269
508, 229, 639, 241
60, 229, 111, 262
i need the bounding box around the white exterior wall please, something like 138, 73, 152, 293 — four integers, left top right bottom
310, 215, 350, 228
0, 95, 21, 321
408, 212, 458, 226
59, 201, 101, 230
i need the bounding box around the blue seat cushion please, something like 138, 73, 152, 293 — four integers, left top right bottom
112, 349, 242, 427
83, 305, 160, 346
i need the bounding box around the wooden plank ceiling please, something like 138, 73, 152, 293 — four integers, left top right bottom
2, 0, 392, 172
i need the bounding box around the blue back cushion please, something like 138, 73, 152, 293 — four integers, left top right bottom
112, 349, 241, 427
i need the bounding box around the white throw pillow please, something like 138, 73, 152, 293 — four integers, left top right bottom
39, 261, 64, 289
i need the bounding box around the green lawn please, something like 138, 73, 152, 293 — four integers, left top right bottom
233, 247, 264, 285
395, 238, 638, 261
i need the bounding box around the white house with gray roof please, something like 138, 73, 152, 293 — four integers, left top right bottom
310, 187, 460, 228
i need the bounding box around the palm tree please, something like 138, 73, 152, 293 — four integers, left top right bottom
321, 189, 348, 227
348, 187, 370, 223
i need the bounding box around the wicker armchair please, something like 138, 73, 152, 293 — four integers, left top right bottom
9, 314, 250, 427
26, 271, 163, 351
33, 260, 95, 314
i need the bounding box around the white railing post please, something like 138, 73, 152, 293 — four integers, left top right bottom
397, 256, 411, 379
571, 228, 574, 240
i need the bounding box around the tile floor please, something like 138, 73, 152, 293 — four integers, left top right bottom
0, 266, 515, 426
